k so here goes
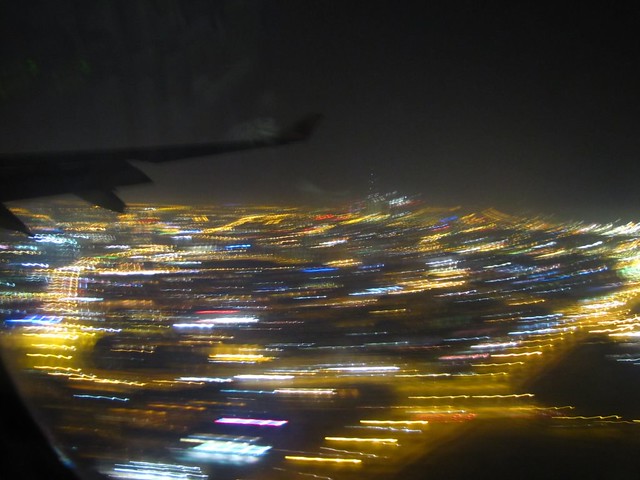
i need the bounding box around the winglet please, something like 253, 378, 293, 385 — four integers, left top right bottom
277, 113, 323, 143
0, 204, 32, 236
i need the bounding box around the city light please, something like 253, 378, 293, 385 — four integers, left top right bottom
3, 200, 640, 479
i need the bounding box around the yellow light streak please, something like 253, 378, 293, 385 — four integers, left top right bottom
471, 362, 525, 367
491, 351, 542, 357
30, 344, 76, 351
325, 437, 398, 444
410, 393, 534, 400
68, 374, 145, 386
22, 333, 80, 340
209, 353, 273, 362
554, 415, 622, 421
285, 456, 362, 465
33, 366, 81, 372
274, 388, 336, 395
360, 420, 429, 426
26, 353, 73, 360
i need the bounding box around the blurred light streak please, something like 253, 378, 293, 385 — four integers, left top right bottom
285, 456, 362, 465
73, 394, 129, 402
274, 388, 337, 395
324, 437, 398, 445
182, 439, 271, 463
320, 447, 380, 458
234, 374, 294, 380
209, 353, 272, 363
215, 417, 287, 427
491, 351, 542, 357
360, 420, 429, 426
26, 353, 73, 360
553, 415, 622, 421
176, 377, 232, 383
324, 365, 399, 373
410, 394, 534, 400
471, 362, 525, 367
106, 461, 207, 479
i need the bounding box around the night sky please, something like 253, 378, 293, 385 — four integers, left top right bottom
1, 2, 640, 221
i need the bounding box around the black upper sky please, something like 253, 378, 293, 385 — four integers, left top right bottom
1, 2, 639, 221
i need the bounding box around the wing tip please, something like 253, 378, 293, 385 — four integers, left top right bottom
0, 204, 32, 236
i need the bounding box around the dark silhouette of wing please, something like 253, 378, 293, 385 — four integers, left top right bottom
0, 114, 322, 235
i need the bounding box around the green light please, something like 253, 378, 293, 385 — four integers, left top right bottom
26, 58, 39, 77
78, 59, 91, 75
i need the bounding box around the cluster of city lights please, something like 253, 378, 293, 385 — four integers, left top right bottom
3, 200, 640, 479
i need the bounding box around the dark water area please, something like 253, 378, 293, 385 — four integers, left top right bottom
399, 419, 640, 480
530, 338, 640, 419
400, 339, 640, 479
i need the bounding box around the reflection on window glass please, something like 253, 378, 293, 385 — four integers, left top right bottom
2, 3, 640, 480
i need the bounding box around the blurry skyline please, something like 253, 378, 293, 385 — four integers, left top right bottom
1, 2, 639, 221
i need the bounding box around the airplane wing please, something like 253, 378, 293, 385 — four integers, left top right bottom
0, 114, 322, 235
